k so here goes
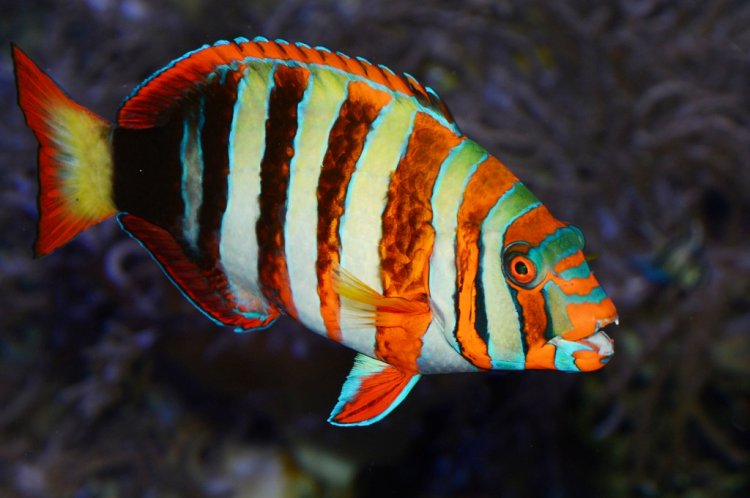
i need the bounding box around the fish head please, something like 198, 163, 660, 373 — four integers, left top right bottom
498, 209, 618, 372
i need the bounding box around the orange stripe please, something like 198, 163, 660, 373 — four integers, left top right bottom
516, 290, 548, 351
256, 65, 310, 319
552, 273, 600, 296
316, 81, 392, 342
525, 343, 557, 369
453, 156, 518, 369
503, 204, 564, 247
376, 112, 462, 370
563, 298, 617, 341
553, 251, 585, 274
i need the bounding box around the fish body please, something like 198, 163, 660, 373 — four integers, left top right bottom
12, 37, 617, 426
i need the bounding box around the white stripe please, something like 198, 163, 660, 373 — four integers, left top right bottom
219, 62, 275, 315
426, 140, 486, 356
480, 183, 540, 369
338, 95, 417, 355
285, 68, 348, 335
417, 320, 478, 374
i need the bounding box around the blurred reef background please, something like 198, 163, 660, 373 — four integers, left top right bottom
1, 1, 749, 497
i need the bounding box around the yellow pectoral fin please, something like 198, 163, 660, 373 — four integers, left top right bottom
332, 266, 431, 327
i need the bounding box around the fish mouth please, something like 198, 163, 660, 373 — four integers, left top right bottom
551, 316, 618, 360
575, 329, 614, 358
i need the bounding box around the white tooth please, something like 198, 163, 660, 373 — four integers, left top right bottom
587, 331, 614, 356
614, 317, 620, 326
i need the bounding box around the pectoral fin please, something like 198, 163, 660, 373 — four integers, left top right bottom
328, 353, 421, 426
333, 266, 431, 328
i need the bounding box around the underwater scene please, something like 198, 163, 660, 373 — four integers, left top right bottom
1, 0, 748, 496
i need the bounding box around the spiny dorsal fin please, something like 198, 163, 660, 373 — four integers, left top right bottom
117, 37, 457, 129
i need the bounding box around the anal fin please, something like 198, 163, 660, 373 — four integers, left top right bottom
118, 214, 279, 331
329, 353, 420, 426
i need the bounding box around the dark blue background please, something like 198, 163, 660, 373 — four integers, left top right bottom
1, 1, 748, 497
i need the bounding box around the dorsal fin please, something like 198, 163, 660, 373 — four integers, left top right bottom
117, 37, 457, 129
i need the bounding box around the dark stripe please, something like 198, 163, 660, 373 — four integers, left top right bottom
509, 287, 528, 354
517, 290, 548, 351
256, 64, 311, 315
452, 157, 518, 369
196, 68, 242, 267
112, 120, 184, 234
474, 236, 489, 346
541, 286, 556, 342
316, 80, 391, 342
376, 112, 461, 368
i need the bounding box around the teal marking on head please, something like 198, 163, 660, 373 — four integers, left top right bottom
533, 227, 581, 262
552, 339, 589, 371
562, 286, 608, 304
557, 260, 591, 280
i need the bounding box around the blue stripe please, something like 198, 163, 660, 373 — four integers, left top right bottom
553, 339, 588, 371
557, 260, 590, 280
563, 286, 608, 304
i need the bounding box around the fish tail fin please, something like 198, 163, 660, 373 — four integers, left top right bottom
12, 44, 117, 257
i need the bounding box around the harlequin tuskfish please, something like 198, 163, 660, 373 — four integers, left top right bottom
12, 37, 618, 426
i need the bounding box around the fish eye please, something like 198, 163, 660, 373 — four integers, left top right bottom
502, 246, 540, 288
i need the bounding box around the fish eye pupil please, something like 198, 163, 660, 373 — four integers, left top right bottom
514, 260, 528, 275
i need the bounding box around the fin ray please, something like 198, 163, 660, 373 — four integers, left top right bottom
117, 38, 457, 130
12, 44, 116, 256
333, 266, 431, 328
329, 353, 420, 426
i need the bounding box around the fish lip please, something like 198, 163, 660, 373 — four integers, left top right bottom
560, 314, 619, 342
577, 329, 615, 357
556, 314, 619, 357
580, 315, 618, 356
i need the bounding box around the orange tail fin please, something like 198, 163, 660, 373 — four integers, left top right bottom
12, 44, 117, 257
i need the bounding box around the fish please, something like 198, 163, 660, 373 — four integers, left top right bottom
12, 37, 618, 426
